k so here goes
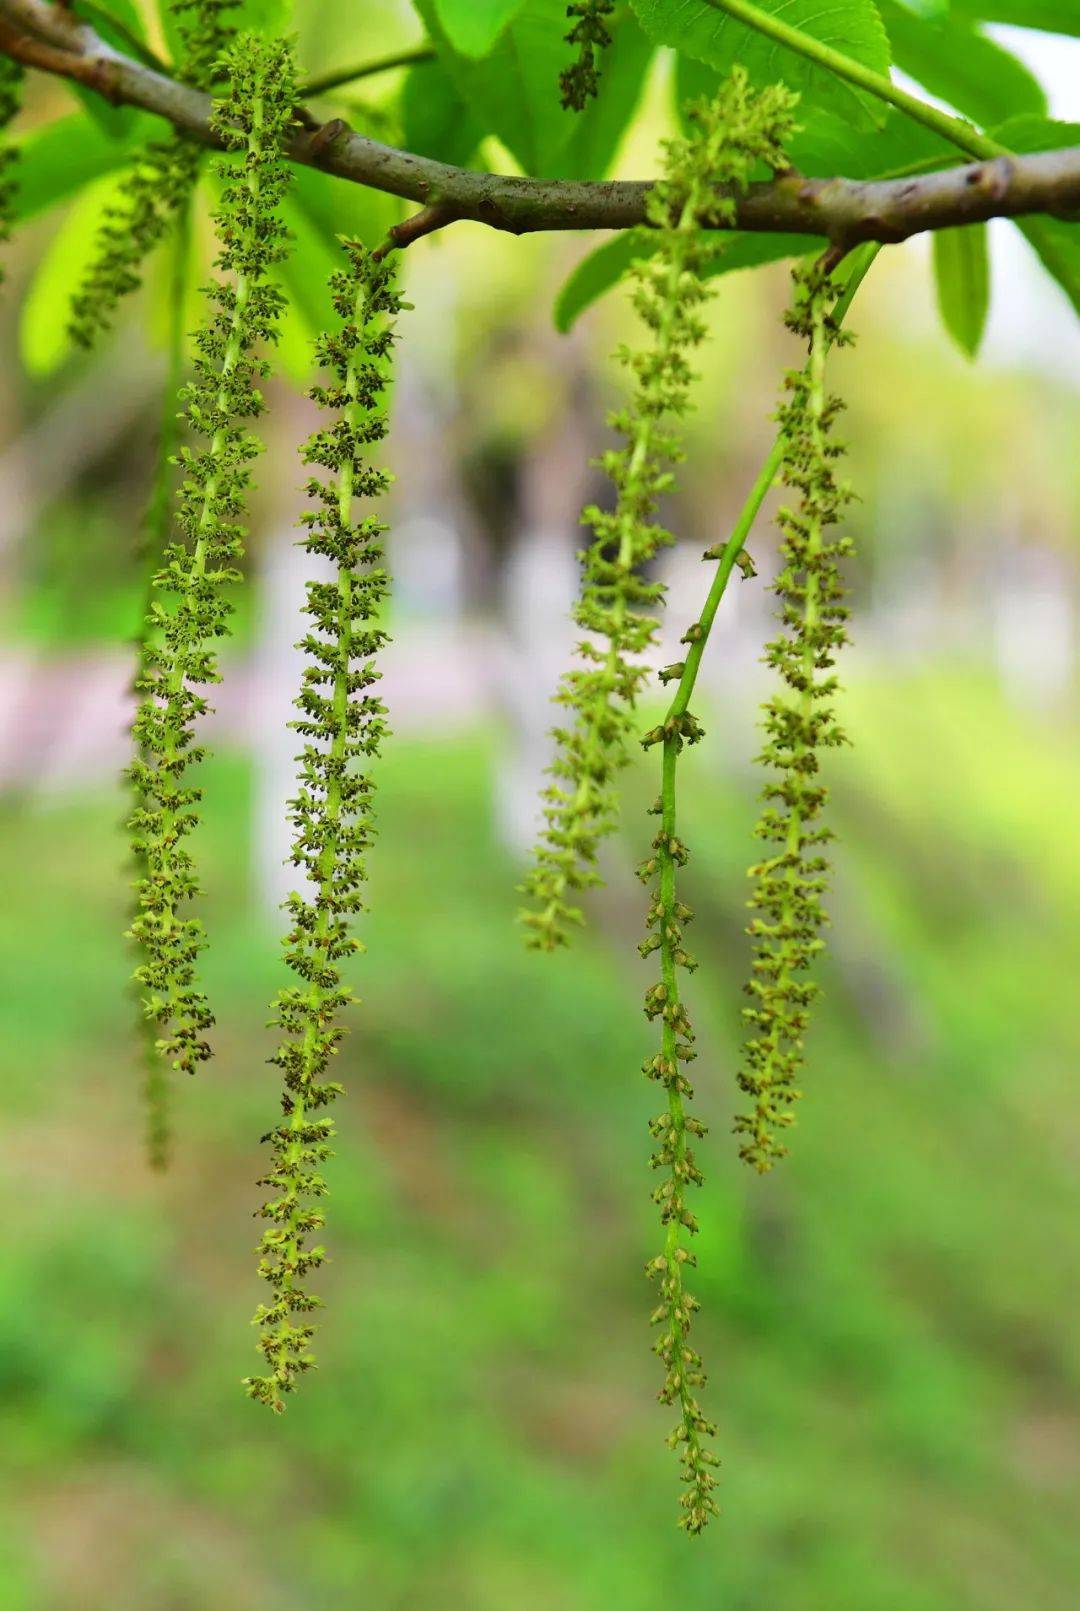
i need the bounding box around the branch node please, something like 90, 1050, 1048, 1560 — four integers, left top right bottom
376, 200, 457, 259
305, 116, 350, 161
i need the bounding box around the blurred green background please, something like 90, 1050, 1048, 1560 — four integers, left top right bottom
2, 3, 1080, 1608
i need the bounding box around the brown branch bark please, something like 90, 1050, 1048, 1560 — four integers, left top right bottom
2, 0, 1078, 250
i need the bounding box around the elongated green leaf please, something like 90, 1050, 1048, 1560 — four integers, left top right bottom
68, 0, 146, 139
400, 57, 485, 166
631, 0, 892, 129
992, 114, 1080, 154
553, 231, 647, 330
951, 1, 1080, 35
433, 0, 526, 56
157, 0, 291, 61
932, 225, 990, 356
232, 0, 291, 29
13, 111, 156, 222
1017, 217, 1080, 316
414, 0, 576, 173
879, 0, 1046, 127
557, 11, 654, 180
414, 0, 647, 177
553, 228, 822, 331
21, 175, 128, 373
74, 0, 152, 61
992, 117, 1080, 317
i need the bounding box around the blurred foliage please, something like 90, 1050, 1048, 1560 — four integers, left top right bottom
1, 704, 1079, 1607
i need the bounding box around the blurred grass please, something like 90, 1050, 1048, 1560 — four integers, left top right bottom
1, 678, 1079, 1609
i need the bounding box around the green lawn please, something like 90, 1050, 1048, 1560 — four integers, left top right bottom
1, 675, 1078, 1609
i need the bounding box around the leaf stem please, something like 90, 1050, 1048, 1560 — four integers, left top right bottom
661, 240, 877, 737
699, 0, 1006, 161
300, 43, 435, 100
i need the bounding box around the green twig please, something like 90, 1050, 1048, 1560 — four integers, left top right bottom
300, 43, 435, 100
657, 243, 876, 748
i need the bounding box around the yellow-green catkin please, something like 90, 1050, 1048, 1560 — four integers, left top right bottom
132, 202, 194, 1171
245, 243, 399, 1412
69, 0, 235, 346
0, 55, 22, 284
521, 70, 798, 954
736, 260, 855, 1172
128, 36, 295, 1088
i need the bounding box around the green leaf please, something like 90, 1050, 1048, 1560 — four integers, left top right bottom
932, 225, 990, 357
400, 57, 485, 166
66, 0, 147, 137
878, 0, 1046, 127
233, 0, 291, 30
553, 228, 822, 331
432, 0, 527, 56
675, 54, 951, 178
557, 11, 654, 181
992, 117, 1080, 318
951, 1, 1080, 35
157, 0, 291, 60
891, 0, 947, 17
74, 0, 154, 64
413, 0, 570, 173
412, 0, 586, 175
554, 232, 648, 330
631, 0, 893, 130
1016, 216, 1080, 316
289, 162, 401, 251
13, 111, 156, 223
21, 175, 127, 374
992, 114, 1080, 155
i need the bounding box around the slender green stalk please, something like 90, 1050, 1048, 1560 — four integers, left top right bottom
699, 0, 1007, 162
573, 71, 804, 1536
300, 43, 435, 99
246, 243, 397, 1412
650, 244, 877, 742
635, 241, 875, 1522
649, 245, 875, 768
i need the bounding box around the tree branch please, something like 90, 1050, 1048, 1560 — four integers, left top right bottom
1, 0, 1077, 250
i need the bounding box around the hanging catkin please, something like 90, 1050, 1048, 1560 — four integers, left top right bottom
245, 242, 399, 1412
128, 36, 296, 1084
736, 259, 855, 1172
